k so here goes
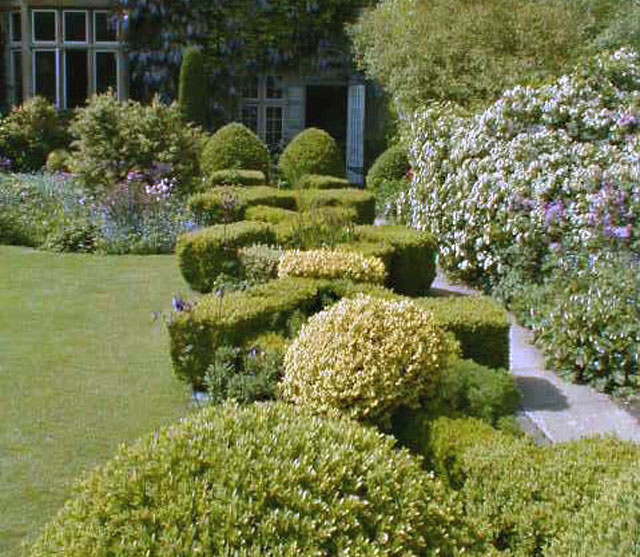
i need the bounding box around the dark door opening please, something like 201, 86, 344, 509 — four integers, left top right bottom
65, 50, 88, 108
305, 85, 347, 158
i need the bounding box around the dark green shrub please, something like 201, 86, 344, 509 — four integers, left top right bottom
241, 186, 297, 209
281, 295, 458, 428
178, 47, 207, 128
201, 122, 270, 179
69, 94, 203, 194
0, 97, 68, 172
245, 205, 298, 224
547, 467, 640, 557
205, 169, 266, 188
366, 144, 409, 192
187, 187, 247, 225
353, 225, 437, 295
417, 295, 510, 369
168, 277, 323, 387
238, 244, 282, 282
296, 174, 351, 190
297, 188, 376, 224
27, 402, 471, 557
278, 128, 345, 186
426, 417, 640, 555
176, 221, 275, 292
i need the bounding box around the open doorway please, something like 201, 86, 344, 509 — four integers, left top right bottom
305, 85, 347, 158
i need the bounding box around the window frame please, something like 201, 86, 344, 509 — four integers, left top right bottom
32, 48, 60, 108
10, 11, 22, 45
93, 10, 119, 45
240, 75, 286, 151
63, 10, 89, 45
32, 9, 58, 45
93, 50, 120, 96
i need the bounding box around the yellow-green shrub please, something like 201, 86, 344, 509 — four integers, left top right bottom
297, 188, 375, 224
296, 174, 351, 190
281, 295, 457, 427
204, 169, 266, 188
27, 402, 473, 556
279, 248, 386, 284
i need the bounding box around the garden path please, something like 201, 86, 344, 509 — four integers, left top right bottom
432, 273, 640, 444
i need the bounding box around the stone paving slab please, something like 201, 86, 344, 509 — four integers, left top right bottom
432, 273, 640, 444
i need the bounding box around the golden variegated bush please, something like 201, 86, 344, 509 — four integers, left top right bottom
278, 248, 386, 284
281, 295, 457, 427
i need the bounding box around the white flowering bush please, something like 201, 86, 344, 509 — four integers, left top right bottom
280, 295, 457, 428
405, 48, 640, 288
405, 49, 640, 393
278, 248, 386, 284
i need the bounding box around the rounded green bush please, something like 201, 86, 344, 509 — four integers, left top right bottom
278, 127, 345, 187
366, 144, 409, 192
178, 47, 207, 128
28, 402, 469, 556
45, 149, 71, 173
281, 295, 457, 427
201, 122, 270, 179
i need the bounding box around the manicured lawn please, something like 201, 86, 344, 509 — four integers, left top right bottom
0, 246, 193, 555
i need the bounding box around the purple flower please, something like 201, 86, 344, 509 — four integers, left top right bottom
171, 296, 192, 313
0, 157, 12, 172
544, 201, 565, 226
604, 225, 632, 240
619, 112, 639, 130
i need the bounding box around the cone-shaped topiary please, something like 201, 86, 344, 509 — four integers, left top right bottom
178, 47, 208, 128
366, 143, 409, 191
280, 295, 458, 427
201, 122, 270, 180
26, 402, 472, 556
278, 127, 345, 187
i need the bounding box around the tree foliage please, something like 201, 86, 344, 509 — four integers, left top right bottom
350, 0, 640, 114
178, 47, 207, 128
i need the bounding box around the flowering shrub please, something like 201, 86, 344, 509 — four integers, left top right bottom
280, 295, 457, 428
407, 48, 640, 288
405, 48, 640, 393
278, 248, 386, 284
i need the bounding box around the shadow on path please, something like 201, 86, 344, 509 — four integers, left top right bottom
515, 375, 570, 412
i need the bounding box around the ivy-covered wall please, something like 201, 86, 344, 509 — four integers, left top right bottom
116, 0, 372, 119
0, 17, 6, 112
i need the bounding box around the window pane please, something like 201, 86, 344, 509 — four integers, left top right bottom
64, 12, 87, 42
266, 76, 283, 99
95, 12, 117, 42
95, 52, 118, 94
34, 11, 56, 42
241, 105, 258, 134
12, 51, 23, 104
34, 51, 57, 103
10, 12, 22, 43
242, 77, 258, 99
65, 50, 88, 108
266, 106, 283, 149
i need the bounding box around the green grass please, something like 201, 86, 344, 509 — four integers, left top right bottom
0, 246, 194, 555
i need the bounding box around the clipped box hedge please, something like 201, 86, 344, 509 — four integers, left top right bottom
188, 186, 297, 225
297, 188, 375, 224
245, 204, 298, 224
417, 295, 510, 369
205, 169, 267, 188
169, 277, 324, 387
176, 221, 275, 292
351, 225, 437, 296
296, 174, 351, 190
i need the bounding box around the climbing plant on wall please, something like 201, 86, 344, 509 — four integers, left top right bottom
116, 0, 371, 119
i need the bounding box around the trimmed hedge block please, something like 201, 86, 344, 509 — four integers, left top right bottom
176, 221, 275, 292
206, 169, 267, 188
296, 174, 351, 190
353, 225, 437, 296
297, 188, 375, 225
241, 186, 297, 210
237, 244, 282, 283
169, 277, 324, 386
416, 296, 510, 369
245, 205, 298, 224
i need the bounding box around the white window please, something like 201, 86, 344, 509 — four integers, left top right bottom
63, 11, 88, 44
94, 11, 118, 44
33, 10, 58, 43
10, 12, 22, 44
33, 50, 59, 106
240, 75, 286, 151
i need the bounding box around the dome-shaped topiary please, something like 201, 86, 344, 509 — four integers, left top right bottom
280, 295, 457, 427
278, 127, 345, 187
366, 144, 409, 192
27, 402, 470, 556
201, 122, 270, 180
